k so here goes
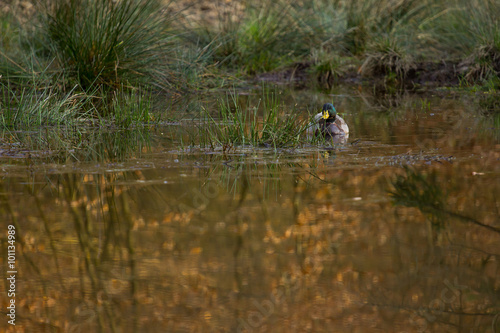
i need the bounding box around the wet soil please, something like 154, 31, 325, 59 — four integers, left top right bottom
256, 60, 466, 89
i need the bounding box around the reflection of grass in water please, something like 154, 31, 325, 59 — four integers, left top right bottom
3, 149, 498, 331
195, 152, 326, 204
390, 166, 500, 234
171, 151, 321, 204
0, 169, 163, 331
60, 172, 140, 330
494, 113, 500, 141
474, 94, 500, 142
389, 167, 446, 228
1, 127, 153, 163
220, 159, 284, 200
476, 111, 500, 143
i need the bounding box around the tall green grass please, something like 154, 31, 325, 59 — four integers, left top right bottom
196, 89, 309, 150
359, 37, 415, 82
180, 1, 241, 67
0, 77, 160, 129
184, 0, 429, 78
235, 2, 306, 74
109, 89, 156, 127
411, 0, 500, 83
43, 0, 177, 90
181, 0, 500, 85
418, 0, 498, 55
0, 9, 49, 88
4, 0, 500, 87
0, 12, 19, 54
184, 0, 309, 74
0, 80, 95, 128
0, 0, 179, 128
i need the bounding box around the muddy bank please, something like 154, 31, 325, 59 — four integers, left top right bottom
256, 60, 471, 89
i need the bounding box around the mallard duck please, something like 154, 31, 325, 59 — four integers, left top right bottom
311, 103, 349, 139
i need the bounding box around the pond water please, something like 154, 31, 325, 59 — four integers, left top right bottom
1, 85, 499, 332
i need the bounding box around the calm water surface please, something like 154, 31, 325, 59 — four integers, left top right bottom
1, 86, 499, 332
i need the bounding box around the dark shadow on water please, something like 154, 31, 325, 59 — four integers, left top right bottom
390, 166, 500, 234
386, 166, 500, 331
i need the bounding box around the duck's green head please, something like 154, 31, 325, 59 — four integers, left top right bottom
322, 103, 337, 120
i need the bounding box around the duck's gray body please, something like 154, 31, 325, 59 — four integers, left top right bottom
316, 114, 349, 138
308, 103, 349, 141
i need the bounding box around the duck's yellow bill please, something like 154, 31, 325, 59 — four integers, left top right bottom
322, 110, 329, 119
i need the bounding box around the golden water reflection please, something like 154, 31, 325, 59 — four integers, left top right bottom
1, 150, 499, 332
1, 90, 499, 332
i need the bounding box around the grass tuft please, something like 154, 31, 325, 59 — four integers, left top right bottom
3, 0, 500, 131
463, 42, 500, 83
360, 37, 416, 82
109, 89, 157, 128
197, 88, 309, 150
236, 2, 302, 74
44, 0, 176, 90
0, 80, 94, 128
310, 49, 348, 85
184, 0, 308, 74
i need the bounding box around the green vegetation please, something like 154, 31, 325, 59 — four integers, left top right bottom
359, 37, 415, 83
45, 0, 176, 90
108, 89, 156, 127
1, 0, 500, 130
0, 79, 94, 128
190, 89, 310, 150
1, 0, 179, 129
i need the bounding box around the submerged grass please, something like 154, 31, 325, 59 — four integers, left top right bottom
194, 89, 310, 150
0, 126, 154, 162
